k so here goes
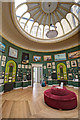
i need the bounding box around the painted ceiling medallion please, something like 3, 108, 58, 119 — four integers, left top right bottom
41, 2, 58, 13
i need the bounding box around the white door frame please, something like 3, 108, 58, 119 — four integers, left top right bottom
31, 64, 43, 87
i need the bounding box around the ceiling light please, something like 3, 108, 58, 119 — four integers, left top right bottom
46, 30, 58, 38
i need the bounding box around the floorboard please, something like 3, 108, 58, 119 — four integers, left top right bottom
1, 83, 79, 118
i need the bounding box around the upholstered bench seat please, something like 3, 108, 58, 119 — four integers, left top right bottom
44, 86, 77, 110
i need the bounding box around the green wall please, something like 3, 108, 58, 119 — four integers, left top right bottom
0, 36, 80, 81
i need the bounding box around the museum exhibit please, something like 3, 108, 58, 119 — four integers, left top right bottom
0, 0, 80, 119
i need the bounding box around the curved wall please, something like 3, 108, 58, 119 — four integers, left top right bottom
0, 35, 80, 92
1, 35, 79, 78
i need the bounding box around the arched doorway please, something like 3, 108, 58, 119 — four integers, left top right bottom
4, 60, 16, 83
57, 63, 67, 80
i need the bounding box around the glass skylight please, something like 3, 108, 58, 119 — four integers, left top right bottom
14, 1, 80, 40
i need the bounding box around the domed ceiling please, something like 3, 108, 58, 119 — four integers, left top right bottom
12, 0, 80, 43
0, 1, 80, 52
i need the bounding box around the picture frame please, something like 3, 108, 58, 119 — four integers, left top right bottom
18, 64, 21, 68
2, 55, 6, 61
25, 65, 28, 69
54, 53, 66, 61
29, 65, 31, 69
66, 61, 70, 68
71, 60, 77, 67
78, 62, 80, 67
67, 65, 70, 68
47, 63, 52, 68
44, 66, 46, 69
52, 62, 55, 66
0, 55, 1, 61
22, 64, 24, 68
8, 46, 18, 59
33, 55, 41, 62
0, 42, 5, 52
22, 52, 29, 64
53, 71, 56, 73
68, 50, 80, 59
77, 59, 80, 62
1, 61, 5, 67
53, 66, 55, 69
66, 61, 70, 65
44, 55, 52, 61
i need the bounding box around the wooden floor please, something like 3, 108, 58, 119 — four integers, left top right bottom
0, 83, 79, 119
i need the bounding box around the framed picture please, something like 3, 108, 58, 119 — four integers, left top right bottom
68, 50, 80, 59
66, 61, 70, 68
22, 52, 29, 64
0, 42, 5, 52
1, 61, 5, 67
22, 64, 24, 68
53, 66, 55, 69
71, 60, 77, 67
77, 59, 80, 62
53, 70, 56, 73
33, 56, 41, 62
0, 55, 1, 61
54, 53, 66, 61
66, 61, 70, 65
8, 47, 18, 59
44, 66, 46, 69
29, 65, 31, 69
44, 55, 52, 61
25, 65, 28, 69
47, 63, 52, 68
2, 55, 6, 61
18, 64, 21, 68
52, 62, 55, 66
67, 65, 70, 68
78, 62, 80, 67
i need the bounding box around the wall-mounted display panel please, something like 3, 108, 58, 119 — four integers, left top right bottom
0, 42, 5, 52
68, 50, 80, 59
33, 56, 41, 62
54, 53, 66, 61
22, 52, 29, 64
44, 55, 52, 61
8, 47, 18, 59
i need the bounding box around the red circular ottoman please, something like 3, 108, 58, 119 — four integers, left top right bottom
44, 86, 77, 110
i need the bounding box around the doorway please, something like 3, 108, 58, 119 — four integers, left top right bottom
32, 64, 43, 87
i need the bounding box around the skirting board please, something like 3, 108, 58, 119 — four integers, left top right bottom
14, 87, 22, 90
22, 87, 28, 89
